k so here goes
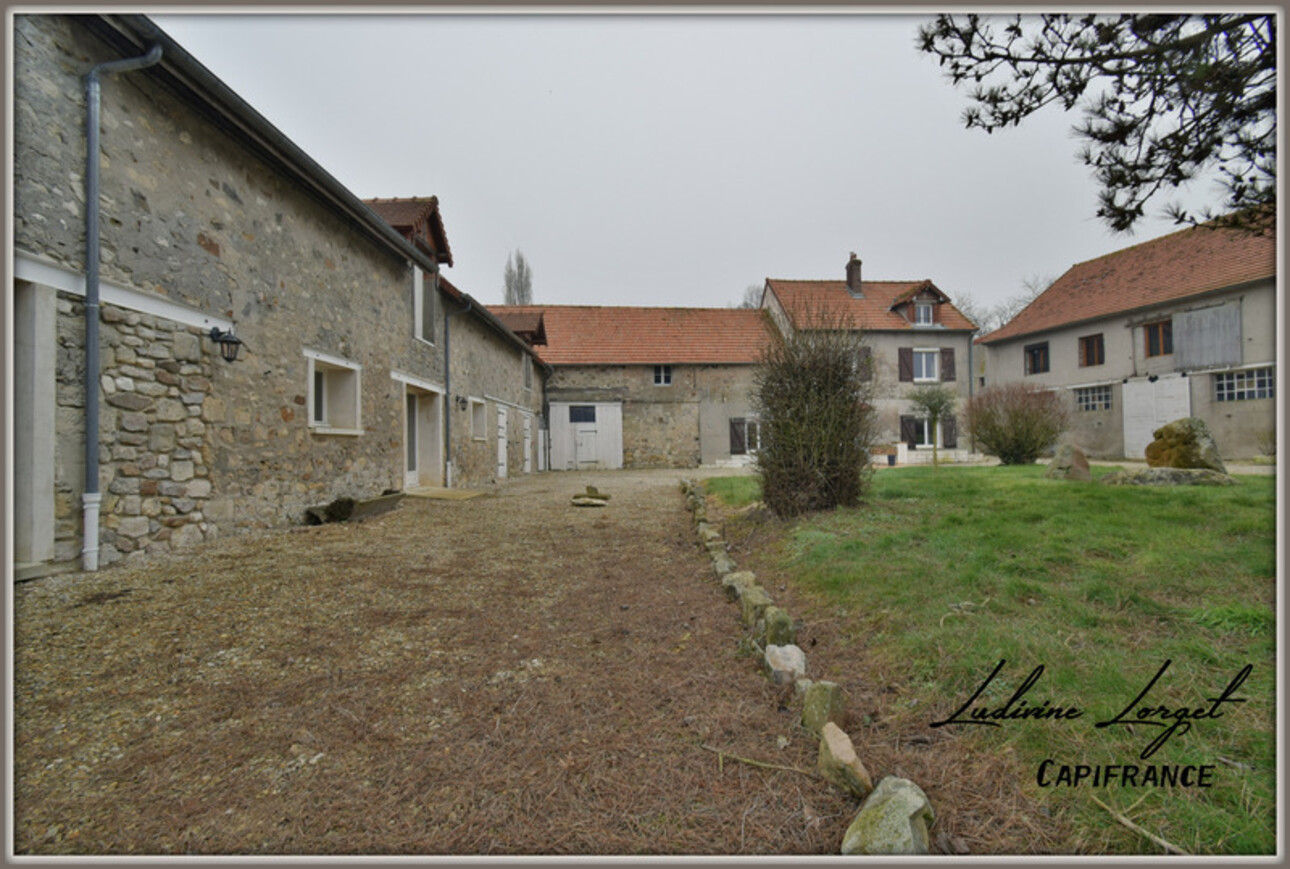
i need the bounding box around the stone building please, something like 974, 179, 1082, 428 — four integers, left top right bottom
12, 14, 542, 578
976, 220, 1277, 459
491, 306, 774, 469
762, 254, 980, 464
364, 198, 548, 485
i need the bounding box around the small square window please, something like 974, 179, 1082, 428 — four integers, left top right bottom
1144, 320, 1173, 357
654, 365, 673, 386
1024, 342, 1050, 375
307, 351, 362, 434
569, 405, 596, 424
1078, 334, 1105, 367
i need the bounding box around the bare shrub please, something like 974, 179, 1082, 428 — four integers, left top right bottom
966, 383, 1069, 465
753, 310, 877, 517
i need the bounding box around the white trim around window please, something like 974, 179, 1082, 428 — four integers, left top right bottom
305, 349, 363, 435
912, 348, 939, 382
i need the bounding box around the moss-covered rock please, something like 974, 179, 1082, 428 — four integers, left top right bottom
841, 776, 934, 855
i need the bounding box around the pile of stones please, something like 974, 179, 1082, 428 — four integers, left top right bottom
680, 479, 937, 855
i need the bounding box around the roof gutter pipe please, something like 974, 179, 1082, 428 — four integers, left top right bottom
83, 43, 162, 572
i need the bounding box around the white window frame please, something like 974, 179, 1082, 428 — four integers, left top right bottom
654, 364, 673, 386
914, 301, 934, 326
305, 349, 363, 436
470, 398, 488, 440
912, 348, 939, 383
414, 268, 436, 347
913, 417, 939, 448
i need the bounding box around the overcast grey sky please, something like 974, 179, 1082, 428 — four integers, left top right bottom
151, 12, 1225, 311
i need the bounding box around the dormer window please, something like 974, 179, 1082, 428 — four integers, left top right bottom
914, 301, 934, 326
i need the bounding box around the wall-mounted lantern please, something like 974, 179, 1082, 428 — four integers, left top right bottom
455, 395, 469, 410
208, 327, 245, 363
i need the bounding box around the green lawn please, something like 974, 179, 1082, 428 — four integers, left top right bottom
705, 465, 1277, 855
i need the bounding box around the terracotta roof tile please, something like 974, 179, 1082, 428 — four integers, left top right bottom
363, 196, 453, 267
767, 279, 978, 332
979, 221, 1276, 344
487, 305, 774, 365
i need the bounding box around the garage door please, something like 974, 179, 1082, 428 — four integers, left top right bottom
1122, 375, 1191, 458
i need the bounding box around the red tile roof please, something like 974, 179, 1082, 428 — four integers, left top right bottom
979, 221, 1276, 344
487, 305, 775, 365
766, 279, 978, 332
363, 196, 453, 267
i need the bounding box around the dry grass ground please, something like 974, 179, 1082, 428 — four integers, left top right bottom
14, 470, 858, 855
13, 468, 1062, 855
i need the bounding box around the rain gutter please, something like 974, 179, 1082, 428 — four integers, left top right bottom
82, 42, 163, 572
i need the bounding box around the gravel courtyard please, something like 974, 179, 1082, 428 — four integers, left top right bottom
13, 469, 865, 855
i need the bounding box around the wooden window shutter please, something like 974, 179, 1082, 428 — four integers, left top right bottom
940, 348, 956, 381
898, 347, 914, 382
900, 415, 917, 448
730, 418, 746, 455
943, 414, 957, 448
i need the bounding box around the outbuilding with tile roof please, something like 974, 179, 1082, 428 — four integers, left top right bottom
491, 305, 776, 469
977, 220, 1277, 459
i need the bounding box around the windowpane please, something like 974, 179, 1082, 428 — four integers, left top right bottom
913, 350, 938, 381
1075, 385, 1113, 411
1024, 342, 1049, 374
654, 365, 672, 385
1145, 320, 1173, 357
1215, 368, 1274, 401
1079, 334, 1104, 367
570, 405, 596, 423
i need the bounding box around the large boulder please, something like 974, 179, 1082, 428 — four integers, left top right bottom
1101, 468, 1236, 487
1045, 443, 1092, 482
1144, 417, 1226, 473
841, 776, 935, 855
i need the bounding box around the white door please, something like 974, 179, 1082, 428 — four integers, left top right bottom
497, 406, 509, 479
575, 425, 599, 468
1122, 375, 1192, 458
405, 392, 419, 488
522, 414, 533, 474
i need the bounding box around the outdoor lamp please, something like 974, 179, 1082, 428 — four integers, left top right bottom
208, 327, 245, 363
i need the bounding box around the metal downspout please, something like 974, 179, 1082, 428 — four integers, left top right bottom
445, 293, 472, 489
83, 44, 162, 571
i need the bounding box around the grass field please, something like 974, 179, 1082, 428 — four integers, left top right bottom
705, 465, 1278, 855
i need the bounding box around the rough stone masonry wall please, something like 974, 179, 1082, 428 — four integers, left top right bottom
549, 364, 764, 469
54, 297, 219, 567
448, 312, 545, 486
17, 15, 448, 566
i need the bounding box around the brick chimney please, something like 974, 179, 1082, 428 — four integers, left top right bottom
846, 252, 863, 298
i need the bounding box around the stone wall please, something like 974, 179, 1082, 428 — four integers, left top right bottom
14, 15, 489, 572
448, 311, 545, 485
546, 363, 759, 469
53, 298, 220, 567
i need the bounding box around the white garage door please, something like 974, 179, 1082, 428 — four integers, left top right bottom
1122, 375, 1191, 458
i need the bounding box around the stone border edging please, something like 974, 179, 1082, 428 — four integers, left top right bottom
679, 479, 938, 856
